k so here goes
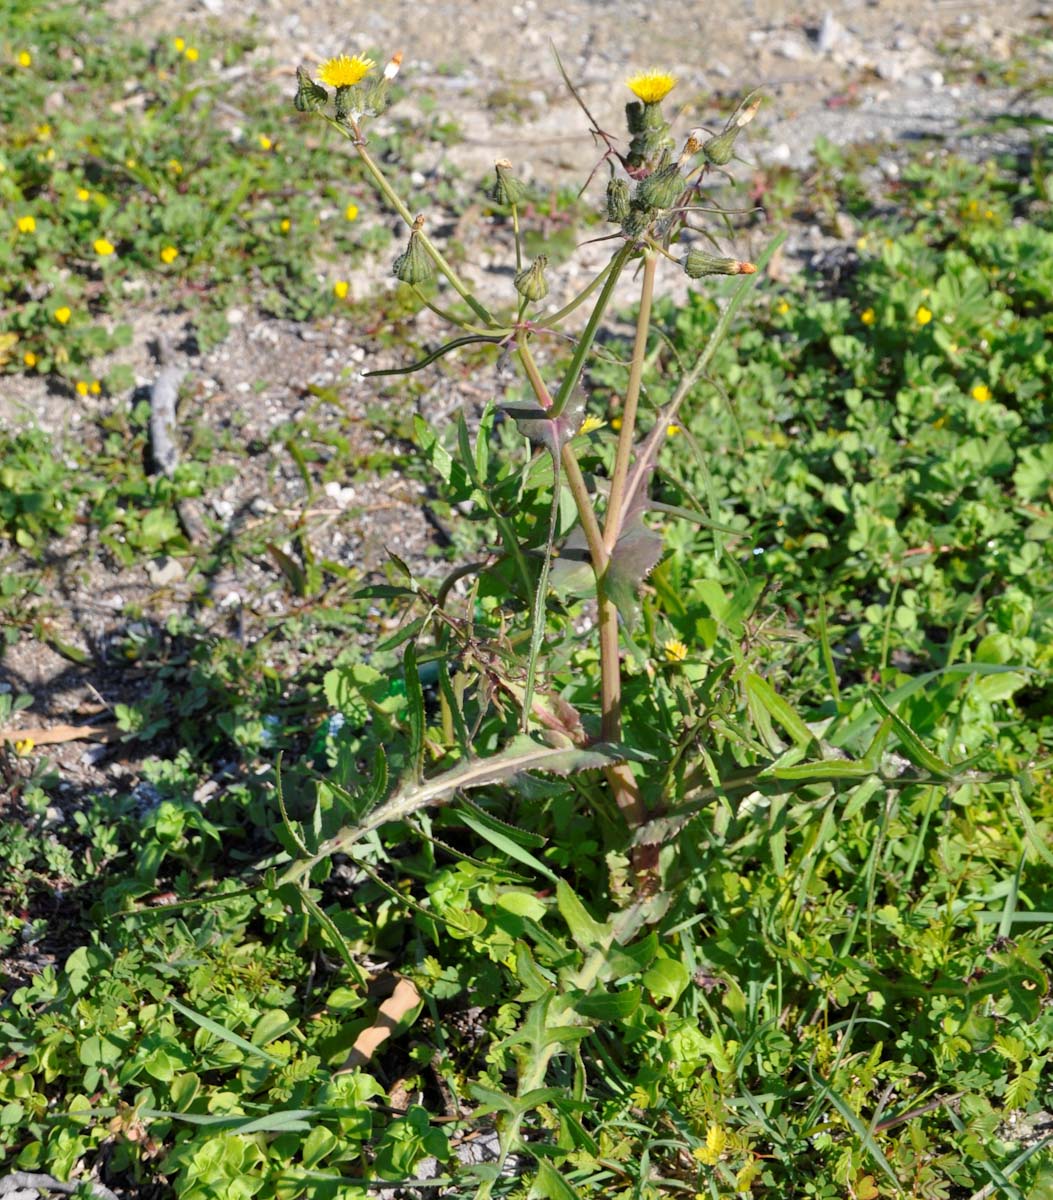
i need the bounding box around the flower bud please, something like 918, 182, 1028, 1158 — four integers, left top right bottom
621, 203, 656, 239
627, 124, 674, 171
625, 101, 645, 135
683, 249, 756, 278
514, 254, 549, 302
702, 128, 738, 166
489, 158, 527, 206
294, 66, 328, 112
635, 162, 684, 211
392, 215, 434, 284
606, 178, 631, 223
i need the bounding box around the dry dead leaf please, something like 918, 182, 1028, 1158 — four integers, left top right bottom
336, 978, 422, 1074
0, 721, 119, 746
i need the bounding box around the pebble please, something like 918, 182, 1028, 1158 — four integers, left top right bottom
146, 556, 185, 586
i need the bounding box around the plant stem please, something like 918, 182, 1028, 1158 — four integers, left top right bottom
515, 331, 553, 409
550, 241, 635, 418
348, 133, 496, 326
604, 252, 656, 552
535, 254, 618, 327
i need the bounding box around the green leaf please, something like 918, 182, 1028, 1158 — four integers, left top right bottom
167, 997, 285, 1066
456, 805, 558, 883
572, 988, 642, 1021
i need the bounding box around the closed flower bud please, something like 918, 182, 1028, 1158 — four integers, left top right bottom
635, 162, 684, 211
606, 178, 631, 223
489, 158, 527, 206
627, 125, 674, 170
683, 249, 756, 278
294, 66, 328, 112
392, 216, 434, 284
514, 254, 549, 302
621, 203, 656, 239
702, 127, 738, 166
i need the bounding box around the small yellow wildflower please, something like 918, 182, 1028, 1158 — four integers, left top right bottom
76, 187, 91, 201
333, 280, 349, 299
167, 158, 183, 174
318, 54, 375, 89
16, 215, 36, 234
258, 134, 273, 151
579, 415, 605, 435
160, 245, 179, 264
185, 47, 199, 63
90, 380, 101, 394
611, 416, 623, 431
856, 234, 869, 251
984, 209, 994, 219
54, 307, 72, 325
663, 638, 688, 663
18, 51, 32, 68
174, 36, 186, 52
667, 424, 681, 436
94, 238, 116, 256
345, 202, 359, 221
915, 305, 933, 326
861, 307, 876, 326
693, 1126, 728, 1166
76, 380, 89, 396
625, 69, 677, 105
776, 299, 790, 315
35, 123, 51, 140
279, 218, 291, 233
971, 384, 991, 403
13, 738, 35, 756
23, 351, 37, 368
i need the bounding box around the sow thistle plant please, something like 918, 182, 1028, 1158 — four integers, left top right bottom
291, 55, 768, 871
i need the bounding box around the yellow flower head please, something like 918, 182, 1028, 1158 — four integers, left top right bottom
54, 306, 72, 325
185, 47, 199, 62
971, 384, 991, 403
23, 351, 37, 368
333, 280, 349, 299
776, 299, 790, 316
94, 238, 116, 256
579, 414, 605, 435
345, 202, 359, 221
174, 37, 186, 52
319, 54, 375, 89
861, 307, 876, 326
16, 215, 36, 234
76, 380, 89, 396
91, 380, 101, 394
666, 423, 681, 437
13, 738, 35, 756
258, 134, 273, 151
626, 70, 677, 105
18, 51, 32, 68
915, 305, 933, 326
279, 218, 291, 233
160, 245, 179, 264
611, 416, 623, 431
76, 187, 91, 201
663, 638, 689, 664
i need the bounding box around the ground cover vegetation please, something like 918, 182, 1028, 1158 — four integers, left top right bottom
1, 3, 1052, 1198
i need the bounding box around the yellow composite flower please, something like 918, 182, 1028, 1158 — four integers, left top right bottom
333, 280, 349, 299
174, 36, 186, 52
319, 54, 375, 89
160, 245, 179, 264
663, 638, 689, 664
14, 738, 35, 756
625, 69, 677, 105
76, 187, 91, 201
258, 134, 273, 151
915, 305, 933, 326
16, 215, 36, 233
94, 238, 116, 256
18, 51, 32, 68
971, 384, 992, 403
185, 47, 199, 62
279, 218, 291, 233
861, 307, 876, 325
345, 202, 359, 221
23, 351, 37, 368
54, 306, 72, 325
76, 380, 89, 396
579, 414, 605, 435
